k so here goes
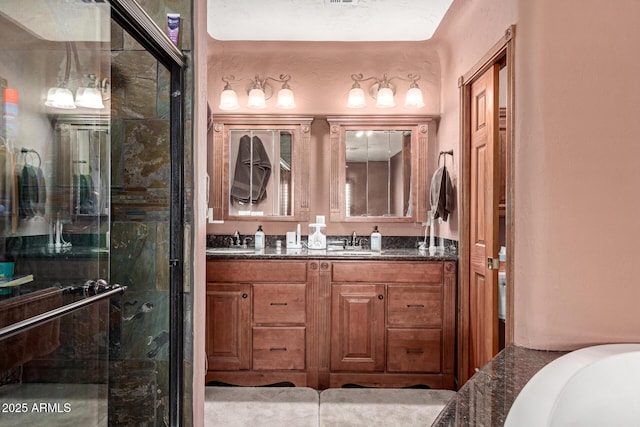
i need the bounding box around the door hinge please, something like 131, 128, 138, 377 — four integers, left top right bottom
487, 257, 500, 270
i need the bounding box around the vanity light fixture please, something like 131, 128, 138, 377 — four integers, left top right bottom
75, 74, 105, 109
218, 74, 296, 110
347, 73, 425, 109
45, 42, 106, 110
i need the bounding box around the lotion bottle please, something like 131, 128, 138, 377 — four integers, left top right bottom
254, 225, 265, 250
370, 226, 382, 252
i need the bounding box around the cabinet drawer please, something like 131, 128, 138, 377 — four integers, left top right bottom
332, 262, 443, 284
387, 328, 441, 373
252, 327, 305, 370
387, 285, 442, 327
207, 260, 307, 283
253, 283, 306, 324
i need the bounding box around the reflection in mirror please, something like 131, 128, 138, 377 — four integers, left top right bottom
54, 116, 109, 220
71, 127, 109, 216
210, 115, 312, 222
328, 115, 435, 223
345, 130, 411, 217
228, 129, 292, 217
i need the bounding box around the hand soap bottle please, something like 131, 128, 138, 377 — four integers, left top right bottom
254, 225, 265, 250
370, 226, 382, 252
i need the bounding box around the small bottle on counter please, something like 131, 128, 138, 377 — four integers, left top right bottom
254, 225, 265, 250
370, 226, 382, 252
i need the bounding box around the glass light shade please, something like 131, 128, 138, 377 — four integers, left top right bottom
218, 88, 239, 110
247, 88, 266, 109
404, 87, 425, 108
276, 87, 296, 109
347, 87, 366, 108
75, 86, 105, 109
376, 87, 395, 108
45, 87, 77, 109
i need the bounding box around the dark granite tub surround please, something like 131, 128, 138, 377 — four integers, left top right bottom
432, 345, 567, 427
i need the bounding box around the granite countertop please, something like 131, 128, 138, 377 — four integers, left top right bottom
432, 345, 567, 426
206, 247, 458, 261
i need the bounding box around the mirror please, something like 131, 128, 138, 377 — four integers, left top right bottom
328, 115, 435, 223
210, 115, 313, 221
53, 115, 109, 219
345, 130, 411, 217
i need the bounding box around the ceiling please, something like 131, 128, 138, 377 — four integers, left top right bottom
207, 0, 454, 42
0, 0, 109, 42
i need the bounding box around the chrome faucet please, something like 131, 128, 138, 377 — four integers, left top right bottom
350, 231, 358, 247
225, 230, 242, 247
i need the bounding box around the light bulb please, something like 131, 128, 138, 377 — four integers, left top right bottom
276, 87, 296, 109
218, 88, 239, 110
376, 86, 395, 108
404, 87, 425, 108
247, 88, 266, 109
347, 87, 366, 108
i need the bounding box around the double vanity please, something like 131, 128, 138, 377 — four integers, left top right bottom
206, 114, 456, 390
205, 248, 457, 391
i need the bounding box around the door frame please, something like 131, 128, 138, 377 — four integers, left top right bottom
458, 25, 515, 387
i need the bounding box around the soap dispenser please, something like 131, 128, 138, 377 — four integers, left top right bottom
370, 226, 382, 252
307, 216, 327, 250
254, 225, 265, 250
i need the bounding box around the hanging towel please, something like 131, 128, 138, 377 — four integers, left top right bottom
230, 135, 271, 205
430, 165, 454, 221
18, 164, 46, 218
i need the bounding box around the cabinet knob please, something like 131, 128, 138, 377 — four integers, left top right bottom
378, 294, 384, 300
242, 293, 248, 299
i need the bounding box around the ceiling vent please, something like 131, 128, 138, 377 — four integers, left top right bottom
326, 0, 359, 5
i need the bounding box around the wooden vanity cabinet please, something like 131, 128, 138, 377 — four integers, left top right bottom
327, 261, 456, 389
205, 260, 312, 387
206, 258, 456, 390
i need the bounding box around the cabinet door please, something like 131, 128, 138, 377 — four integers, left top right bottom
330, 284, 385, 372
206, 283, 251, 371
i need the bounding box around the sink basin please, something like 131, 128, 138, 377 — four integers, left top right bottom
330, 250, 379, 256
206, 247, 256, 255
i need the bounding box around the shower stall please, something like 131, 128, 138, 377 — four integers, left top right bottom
0, 1, 187, 425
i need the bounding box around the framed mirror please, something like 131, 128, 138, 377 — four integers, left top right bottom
53, 115, 109, 220
327, 115, 436, 223
210, 115, 313, 221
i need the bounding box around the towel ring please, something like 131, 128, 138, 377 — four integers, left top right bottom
439, 149, 453, 167
21, 148, 42, 169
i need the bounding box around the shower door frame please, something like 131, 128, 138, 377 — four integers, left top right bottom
108, 1, 186, 425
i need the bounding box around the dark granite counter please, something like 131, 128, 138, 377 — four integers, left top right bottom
432, 345, 567, 426
206, 247, 458, 261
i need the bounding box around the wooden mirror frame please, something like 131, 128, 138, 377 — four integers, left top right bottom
210, 115, 313, 222
327, 115, 437, 223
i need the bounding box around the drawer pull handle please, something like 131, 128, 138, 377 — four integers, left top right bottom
242, 293, 248, 299
378, 294, 384, 300
406, 349, 424, 354
270, 302, 288, 306
407, 304, 425, 308
270, 347, 287, 352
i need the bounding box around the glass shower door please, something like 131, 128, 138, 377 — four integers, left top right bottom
0, 1, 113, 425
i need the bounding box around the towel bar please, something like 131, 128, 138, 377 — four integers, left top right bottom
0, 284, 127, 341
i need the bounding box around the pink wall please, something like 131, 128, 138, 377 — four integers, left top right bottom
436, 0, 640, 349
207, 39, 441, 237
513, 0, 640, 349
205, 0, 640, 351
